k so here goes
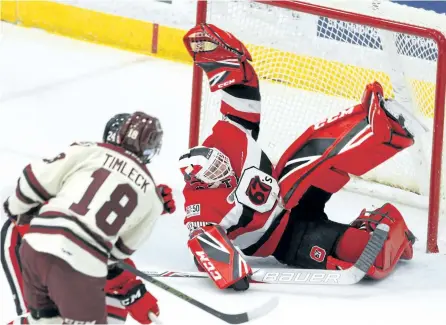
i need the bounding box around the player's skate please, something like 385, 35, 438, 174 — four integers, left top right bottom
351, 203, 416, 260
380, 95, 429, 140
364, 82, 415, 145
333, 203, 416, 279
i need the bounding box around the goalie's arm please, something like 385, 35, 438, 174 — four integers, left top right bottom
183, 24, 261, 136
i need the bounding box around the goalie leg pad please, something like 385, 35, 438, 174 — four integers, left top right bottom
276, 81, 414, 210
334, 203, 415, 279
188, 225, 252, 290
273, 188, 350, 269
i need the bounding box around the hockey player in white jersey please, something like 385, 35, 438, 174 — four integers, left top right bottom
2, 111, 175, 324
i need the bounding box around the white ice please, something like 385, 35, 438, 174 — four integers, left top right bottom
0, 23, 445, 325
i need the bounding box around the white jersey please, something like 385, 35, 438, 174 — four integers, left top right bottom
6, 142, 164, 277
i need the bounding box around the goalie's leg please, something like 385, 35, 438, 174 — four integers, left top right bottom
276, 81, 414, 210
331, 203, 416, 279
272, 188, 415, 279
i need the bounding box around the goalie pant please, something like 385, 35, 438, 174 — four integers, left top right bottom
0, 219, 128, 324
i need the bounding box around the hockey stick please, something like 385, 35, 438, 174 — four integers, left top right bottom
117, 261, 279, 324
143, 223, 389, 286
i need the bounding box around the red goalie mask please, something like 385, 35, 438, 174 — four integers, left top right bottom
179, 146, 233, 184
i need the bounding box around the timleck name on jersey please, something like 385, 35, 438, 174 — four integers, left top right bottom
103, 153, 151, 192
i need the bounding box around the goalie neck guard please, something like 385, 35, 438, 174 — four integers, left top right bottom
179, 146, 233, 184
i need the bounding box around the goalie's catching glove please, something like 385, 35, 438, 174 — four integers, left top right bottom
183, 23, 258, 92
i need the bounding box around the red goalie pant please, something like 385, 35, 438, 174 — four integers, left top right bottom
1, 219, 129, 324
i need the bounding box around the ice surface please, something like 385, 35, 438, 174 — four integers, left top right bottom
0, 23, 445, 325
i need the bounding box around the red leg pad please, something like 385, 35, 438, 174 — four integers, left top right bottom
276, 82, 414, 210
334, 203, 415, 279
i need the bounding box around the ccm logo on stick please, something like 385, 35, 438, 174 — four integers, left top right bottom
196, 251, 223, 281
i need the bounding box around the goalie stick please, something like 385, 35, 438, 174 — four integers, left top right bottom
117, 261, 279, 324
142, 223, 389, 286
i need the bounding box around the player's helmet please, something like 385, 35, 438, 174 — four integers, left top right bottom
179, 146, 233, 184
103, 113, 131, 144
104, 112, 163, 163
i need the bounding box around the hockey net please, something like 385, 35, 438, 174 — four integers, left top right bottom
189, 0, 445, 252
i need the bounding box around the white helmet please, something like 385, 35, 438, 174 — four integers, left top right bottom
179, 146, 233, 184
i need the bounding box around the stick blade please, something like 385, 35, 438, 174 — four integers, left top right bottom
247, 296, 279, 322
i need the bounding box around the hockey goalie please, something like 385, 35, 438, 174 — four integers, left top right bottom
179, 24, 416, 291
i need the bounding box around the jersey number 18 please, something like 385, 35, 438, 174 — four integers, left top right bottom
69, 168, 138, 236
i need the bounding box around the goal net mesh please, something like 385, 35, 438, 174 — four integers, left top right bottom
197, 0, 445, 226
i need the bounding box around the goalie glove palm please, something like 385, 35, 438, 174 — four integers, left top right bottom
183, 23, 258, 91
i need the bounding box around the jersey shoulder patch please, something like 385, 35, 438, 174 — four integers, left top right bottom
185, 204, 201, 218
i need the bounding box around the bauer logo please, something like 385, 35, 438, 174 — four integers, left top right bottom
316, 17, 437, 61
185, 204, 201, 218
262, 271, 340, 284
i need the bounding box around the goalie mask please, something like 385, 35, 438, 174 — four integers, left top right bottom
179, 146, 233, 184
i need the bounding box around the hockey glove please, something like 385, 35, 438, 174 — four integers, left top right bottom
106, 259, 160, 324
183, 23, 258, 92
3, 198, 39, 236
3, 199, 15, 222
157, 184, 176, 214
115, 279, 159, 324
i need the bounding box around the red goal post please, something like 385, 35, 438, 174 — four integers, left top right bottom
188, 0, 446, 253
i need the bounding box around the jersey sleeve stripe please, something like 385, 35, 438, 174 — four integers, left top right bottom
115, 238, 135, 256
15, 179, 36, 205
23, 165, 52, 201
28, 225, 108, 263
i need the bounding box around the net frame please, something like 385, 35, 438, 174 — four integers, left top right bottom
188, 0, 446, 253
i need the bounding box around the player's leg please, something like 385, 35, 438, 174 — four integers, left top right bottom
273, 186, 350, 269
331, 202, 415, 279
19, 240, 107, 324
1, 219, 28, 318
273, 187, 415, 279
18, 241, 62, 324
276, 81, 414, 210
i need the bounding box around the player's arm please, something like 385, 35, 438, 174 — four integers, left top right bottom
183, 189, 252, 291
4, 144, 83, 221
183, 24, 261, 136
